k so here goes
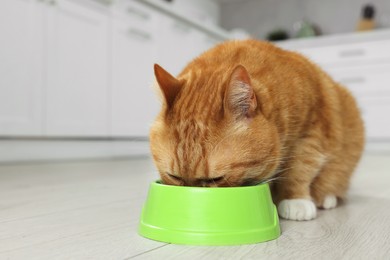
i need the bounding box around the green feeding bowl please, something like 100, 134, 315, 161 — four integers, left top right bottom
138, 181, 280, 245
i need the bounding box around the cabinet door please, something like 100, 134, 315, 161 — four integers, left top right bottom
297, 40, 390, 68
0, 0, 44, 135
192, 32, 221, 57
157, 17, 200, 75
111, 17, 159, 137
156, 17, 223, 76
359, 97, 390, 140
45, 0, 109, 136
327, 64, 390, 99
327, 64, 390, 140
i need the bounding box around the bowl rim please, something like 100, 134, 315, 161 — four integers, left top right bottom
153, 180, 268, 190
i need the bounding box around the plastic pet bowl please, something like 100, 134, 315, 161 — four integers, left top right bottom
138, 181, 280, 245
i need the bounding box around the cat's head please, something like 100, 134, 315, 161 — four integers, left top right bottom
150, 64, 281, 187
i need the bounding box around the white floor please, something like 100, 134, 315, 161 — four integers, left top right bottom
1, 152, 390, 259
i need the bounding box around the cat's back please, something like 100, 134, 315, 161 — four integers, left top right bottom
192, 40, 326, 109
181, 40, 285, 72
181, 39, 322, 94
182, 39, 363, 149
179, 39, 361, 127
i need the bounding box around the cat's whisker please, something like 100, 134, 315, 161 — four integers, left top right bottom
275, 166, 295, 175
263, 176, 288, 184
262, 155, 297, 164
261, 178, 278, 184
223, 176, 233, 187
211, 177, 217, 187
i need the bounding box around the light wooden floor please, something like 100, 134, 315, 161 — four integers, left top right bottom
1, 152, 390, 259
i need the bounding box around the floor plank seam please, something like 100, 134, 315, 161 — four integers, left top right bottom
0, 223, 133, 254
124, 243, 170, 259
0, 199, 134, 224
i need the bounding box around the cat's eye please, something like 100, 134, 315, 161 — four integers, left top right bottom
166, 173, 182, 181
201, 176, 224, 184
210, 176, 224, 183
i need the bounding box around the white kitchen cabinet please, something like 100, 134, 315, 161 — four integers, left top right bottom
297, 40, 390, 68
279, 31, 390, 141
327, 64, 390, 100
0, 0, 45, 135
156, 17, 193, 75
111, 2, 224, 137
0, 0, 228, 139
157, 16, 215, 76
200, 34, 221, 52
359, 97, 390, 139
45, 0, 110, 136
110, 8, 160, 137
326, 64, 390, 140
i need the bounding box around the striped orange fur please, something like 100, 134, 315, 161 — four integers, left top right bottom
149, 40, 364, 217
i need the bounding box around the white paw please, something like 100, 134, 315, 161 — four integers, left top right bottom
278, 199, 317, 221
322, 195, 337, 209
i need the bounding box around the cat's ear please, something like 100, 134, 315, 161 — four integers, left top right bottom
225, 65, 257, 119
154, 64, 182, 108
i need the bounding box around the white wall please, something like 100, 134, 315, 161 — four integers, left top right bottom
220, 0, 390, 39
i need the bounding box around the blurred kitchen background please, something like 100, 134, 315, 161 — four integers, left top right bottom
1, 0, 390, 163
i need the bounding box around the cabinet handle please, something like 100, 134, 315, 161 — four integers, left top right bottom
127, 7, 150, 20
338, 77, 366, 85
127, 28, 151, 41
338, 49, 365, 58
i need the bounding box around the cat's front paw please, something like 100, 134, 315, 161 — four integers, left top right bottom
278, 199, 317, 221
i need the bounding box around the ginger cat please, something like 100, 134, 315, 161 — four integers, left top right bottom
149, 40, 364, 221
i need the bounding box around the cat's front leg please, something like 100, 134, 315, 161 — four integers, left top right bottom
273, 137, 327, 221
